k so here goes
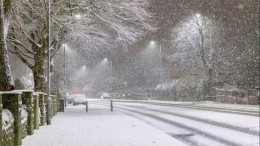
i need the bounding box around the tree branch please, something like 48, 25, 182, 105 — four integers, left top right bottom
7, 37, 36, 55
20, 29, 43, 48
8, 48, 34, 68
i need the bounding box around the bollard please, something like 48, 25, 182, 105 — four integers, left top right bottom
85, 101, 88, 112
47, 98, 52, 125
59, 99, 65, 112
37, 93, 46, 126
21, 91, 34, 135
110, 100, 113, 112
33, 93, 39, 130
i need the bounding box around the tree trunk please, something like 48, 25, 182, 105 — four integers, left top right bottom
202, 68, 213, 100
0, 0, 14, 91
207, 68, 213, 100
32, 44, 46, 92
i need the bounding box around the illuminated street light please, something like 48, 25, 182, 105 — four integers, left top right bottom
75, 14, 82, 19
196, 13, 201, 18
195, 13, 202, 26
150, 41, 155, 45
82, 65, 86, 69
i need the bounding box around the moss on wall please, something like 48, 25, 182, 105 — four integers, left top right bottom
2, 93, 22, 146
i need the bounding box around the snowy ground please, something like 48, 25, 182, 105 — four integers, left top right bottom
22, 100, 259, 146
22, 104, 187, 146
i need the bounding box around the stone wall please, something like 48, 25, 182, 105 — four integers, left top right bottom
0, 91, 64, 146
21, 91, 34, 135
2, 92, 22, 146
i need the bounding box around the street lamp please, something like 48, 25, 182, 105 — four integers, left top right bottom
63, 43, 67, 107
196, 13, 201, 18
103, 57, 113, 93
47, 0, 52, 125
195, 13, 202, 26
110, 60, 113, 93
150, 41, 163, 99
75, 14, 82, 19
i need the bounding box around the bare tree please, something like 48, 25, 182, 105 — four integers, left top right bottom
170, 14, 223, 100
7, 0, 155, 92
7, 0, 64, 91
170, 10, 258, 100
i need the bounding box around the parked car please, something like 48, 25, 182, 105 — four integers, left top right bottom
100, 93, 111, 99
73, 94, 87, 105
67, 95, 74, 104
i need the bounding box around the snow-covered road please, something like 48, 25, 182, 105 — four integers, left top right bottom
112, 101, 259, 146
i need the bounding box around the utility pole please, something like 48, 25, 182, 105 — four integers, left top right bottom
160, 43, 162, 99
110, 60, 113, 93
47, 0, 52, 125
64, 41, 67, 107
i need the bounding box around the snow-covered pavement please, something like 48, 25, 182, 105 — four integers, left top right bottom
22, 103, 187, 146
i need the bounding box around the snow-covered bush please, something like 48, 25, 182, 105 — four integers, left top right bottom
155, 75, 207, 101
2, 109, 15, 146
2, 109, 14, 134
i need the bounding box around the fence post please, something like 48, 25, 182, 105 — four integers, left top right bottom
33, 93, 39, 130
37, 92, 46, 126
59, 98, 65, 112
21, 91, 34, 135
110, 100, 113, 112
46, 93, 52, 125
86, 101, 88, 112
2, 92, 22, 146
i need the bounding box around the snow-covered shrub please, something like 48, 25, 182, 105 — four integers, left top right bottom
2, 109, 15, 146
178, 75, 208, 101
155, 75, 207, 101
2, 109, 14, 134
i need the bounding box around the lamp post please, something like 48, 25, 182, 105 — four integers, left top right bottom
103, 58, 113, 93
63, 43, 67, 107
47, 0, 51, 125
159, 43, 162, 99
110, 60, 113, 93
150, 41, 163, 99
